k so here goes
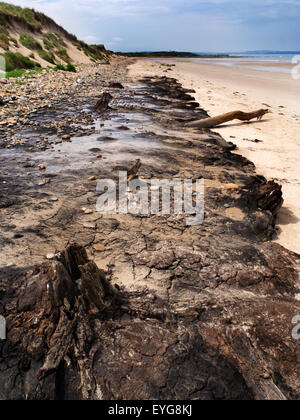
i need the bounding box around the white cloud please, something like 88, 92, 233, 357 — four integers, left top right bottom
3, 0, 300, 51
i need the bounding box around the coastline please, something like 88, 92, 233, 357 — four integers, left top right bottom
129, 58, 300, 254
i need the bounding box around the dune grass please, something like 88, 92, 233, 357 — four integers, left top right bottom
5, 68, 26, 78
1, 51, 40, 72
5, 65, 43, 79
38, 49, 55, 64
0, 3, 41, 28
55, 47, 70, 62
43, 32, 65, 50
19, 34, 42, 51
54, 62, 76, 72
0, 31, 8, 49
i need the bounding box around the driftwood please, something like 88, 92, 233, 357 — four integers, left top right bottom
187, 109, 269, 129
94, 92, 113, 113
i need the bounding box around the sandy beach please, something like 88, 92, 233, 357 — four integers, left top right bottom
129, 59, 300, 254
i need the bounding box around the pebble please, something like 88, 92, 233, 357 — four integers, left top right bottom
6, 262, 15, 267
94, 244, 106, 252
49, 197, 58, 202
225, 184, 239, 190
84, 209, 93, 215
88, 176, 96, 181
83, 222, 95, 229
46, 253, 55, 260
38, 164, 46, 171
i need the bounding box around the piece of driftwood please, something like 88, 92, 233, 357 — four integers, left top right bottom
186, 109, 269, 129
94, 92, 113, 113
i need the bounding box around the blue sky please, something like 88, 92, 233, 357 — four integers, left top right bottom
5, 0, 300, 51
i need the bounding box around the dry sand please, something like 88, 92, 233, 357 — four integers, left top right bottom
129, 59, 300, 254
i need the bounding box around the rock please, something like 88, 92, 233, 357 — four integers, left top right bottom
84, 209, 93, 215
83, 222, 95, 229
96, 153, 102, 159
46, 253, 55, 260
109, 82, 124, 89
225, 183, 239, 190
94, 244, 106, 252
6, 262, 14, 267
88, 176, 96, 181
38, 164, 46, 171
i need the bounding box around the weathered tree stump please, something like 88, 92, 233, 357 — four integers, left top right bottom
94, 92, 113, 113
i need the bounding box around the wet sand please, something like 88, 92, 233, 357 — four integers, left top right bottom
129, 59, 300, 254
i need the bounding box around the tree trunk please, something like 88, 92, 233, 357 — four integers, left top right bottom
187, 109, 269, 129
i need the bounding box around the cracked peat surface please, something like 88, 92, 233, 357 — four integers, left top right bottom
0, 62, 300, 400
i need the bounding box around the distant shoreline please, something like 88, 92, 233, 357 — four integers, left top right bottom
118, 51, 233, 58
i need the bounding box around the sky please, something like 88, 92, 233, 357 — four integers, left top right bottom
5, 0, 300, 52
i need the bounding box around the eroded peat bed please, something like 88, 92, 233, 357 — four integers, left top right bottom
0, 62, 299, 400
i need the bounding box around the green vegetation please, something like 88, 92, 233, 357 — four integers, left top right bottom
0, 2, 41, 28
9, 36, 18, 47
38, 49, 55, 64
5, 68, 26, 78
0, 3, 109, 69
43, 32, 65, 50
5, 66, 43, 79
19, 34, 42, 50
19, 33, 57, 64
54, 63, 65, 71
66, 62, 76, 72
1, 51, 40, 72
20, 33, 67, 64
54, 62, 76, 73
0, 31, 8, 49
42, 33, 70, 63
55, 47, 70, 62
73, 40, 106, 61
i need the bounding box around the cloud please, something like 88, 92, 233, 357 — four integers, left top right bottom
3, 0, 300, 51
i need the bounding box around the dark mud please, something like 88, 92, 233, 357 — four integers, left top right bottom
0, 62, 299, 400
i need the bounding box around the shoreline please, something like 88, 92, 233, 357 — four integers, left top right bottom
129, 58, 300, 254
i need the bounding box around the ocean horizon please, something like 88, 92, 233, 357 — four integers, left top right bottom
180, 52, 300, 74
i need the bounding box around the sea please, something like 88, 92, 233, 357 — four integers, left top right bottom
191, 52, 300, 74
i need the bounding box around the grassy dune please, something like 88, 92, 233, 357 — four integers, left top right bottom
0, 1, 108, 74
